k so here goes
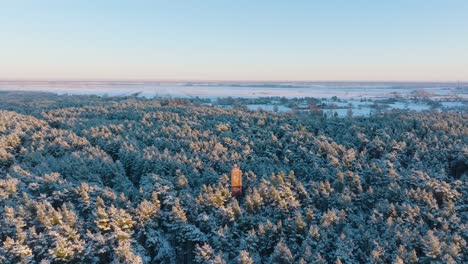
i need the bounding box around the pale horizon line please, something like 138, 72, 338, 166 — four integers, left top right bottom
0, 79, 466, 84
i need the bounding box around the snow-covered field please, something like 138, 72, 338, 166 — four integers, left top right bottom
0, 82, 466, 99
0, 82, 466, 117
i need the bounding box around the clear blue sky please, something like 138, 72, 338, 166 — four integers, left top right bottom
1, 0, 467, 81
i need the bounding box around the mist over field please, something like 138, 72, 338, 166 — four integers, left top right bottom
1, 81, 466, 99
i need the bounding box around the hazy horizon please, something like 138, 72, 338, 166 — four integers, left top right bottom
0, 79, 467, 85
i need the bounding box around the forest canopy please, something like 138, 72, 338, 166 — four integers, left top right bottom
0, 91, 466, 263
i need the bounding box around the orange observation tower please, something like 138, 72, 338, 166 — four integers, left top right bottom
231, 164, 242, 196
